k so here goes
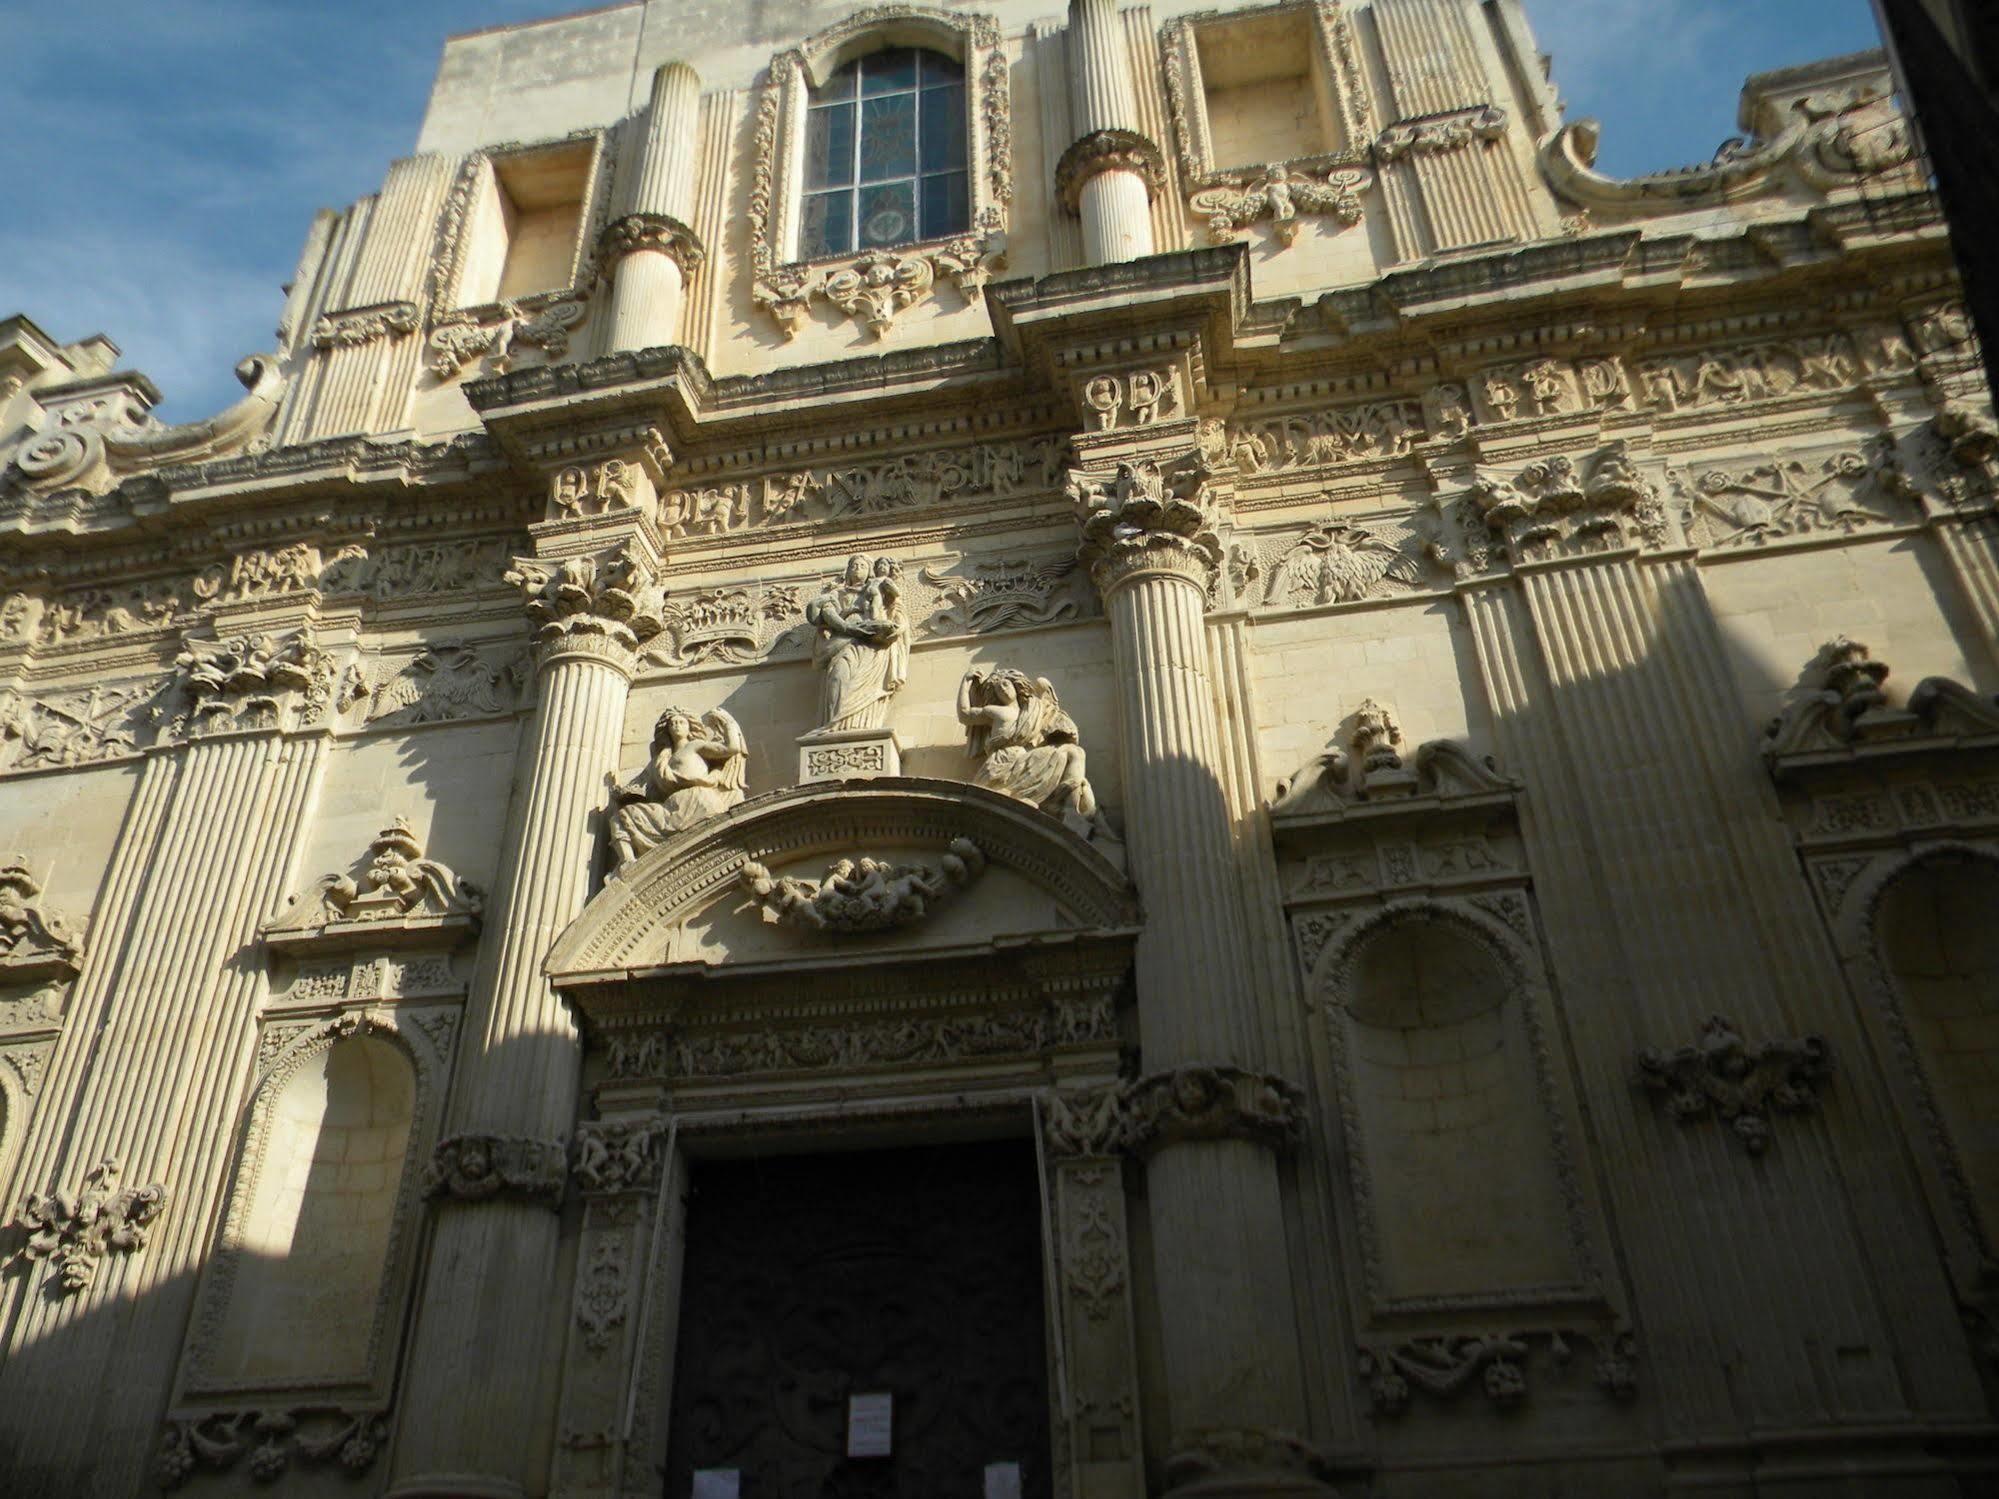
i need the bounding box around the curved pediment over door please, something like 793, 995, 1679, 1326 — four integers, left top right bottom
545, 779, 1140, 1096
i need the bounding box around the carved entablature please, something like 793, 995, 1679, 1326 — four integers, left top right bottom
547, 780, 1138, 1105
748, 7, 1011, 339
1160, 1, 1376, 248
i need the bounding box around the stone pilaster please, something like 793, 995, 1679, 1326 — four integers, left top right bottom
387, 526, 664, 1499
0, 631, 332, 1495
600, 63, 705, 354
1069, 441, 1330, 1496
1063, 0, 1160, 264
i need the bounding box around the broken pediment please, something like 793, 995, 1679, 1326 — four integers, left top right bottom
545, 778, 1139, 1021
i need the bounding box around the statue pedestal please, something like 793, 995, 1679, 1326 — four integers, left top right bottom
798, 726, 901, 784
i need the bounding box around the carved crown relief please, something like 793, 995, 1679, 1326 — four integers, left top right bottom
264, 820, 483, 954
748, 8, 1011, 340
0, 855, 84, 986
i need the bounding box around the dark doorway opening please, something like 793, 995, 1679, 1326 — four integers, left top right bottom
663, 1138, 1054, 1498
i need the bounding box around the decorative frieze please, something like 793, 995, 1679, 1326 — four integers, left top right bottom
1442, 442, 1667, 570
918, 555, 1089, 636
154, 1407, 390, 1489
421, 1133, 567, 1207
1675, 444, 1913, 549
1637, 1014, 1831, 1155
1190, 163, 1371, 246
1228, 517, 1425, 608
344, 641, 525, 728
738, 838, 987, 934
15, 1158, 168, 1294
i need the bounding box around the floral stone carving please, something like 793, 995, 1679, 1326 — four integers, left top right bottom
738, 839, 988, 935
265, 819, 482, 949
1068, 455, 1224, 591
170, 630, 335, 738
1054, 128, 1167, 214
0, 854, 84, 983
422, 1133, 567, 1207
1463, 442, 1668, 564
1637, 1014, 1830, 1154
958, 668, 1116, 844
608, 707, 747, 868
16, 1157, 168, 1293
1359, 1328, 1637, 1416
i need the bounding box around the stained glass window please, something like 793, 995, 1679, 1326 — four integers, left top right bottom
801, 47, 969, 259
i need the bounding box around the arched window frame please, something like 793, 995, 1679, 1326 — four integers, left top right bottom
749, 6, 1012, 340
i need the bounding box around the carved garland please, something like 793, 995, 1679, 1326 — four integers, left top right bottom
747, 7, 1011, 339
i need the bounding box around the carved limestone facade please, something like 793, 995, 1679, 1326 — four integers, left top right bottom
0, 5, 1996, 1498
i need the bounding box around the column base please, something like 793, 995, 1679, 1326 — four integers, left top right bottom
797, 726, 900, 783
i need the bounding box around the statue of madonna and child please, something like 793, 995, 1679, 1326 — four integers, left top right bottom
803, 554, 910, 733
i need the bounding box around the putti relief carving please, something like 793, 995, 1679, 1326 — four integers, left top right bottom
607, 706, 748, 868
738, 838, 988, 934
958, 668, 1116, 843
1637, 1014, 1831, 1155
15, 1157, 168, 1294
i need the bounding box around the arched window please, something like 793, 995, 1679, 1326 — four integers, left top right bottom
1876, 852, 1999, 1239
801, 46, 969, 258
1336, 913, 1576, 1303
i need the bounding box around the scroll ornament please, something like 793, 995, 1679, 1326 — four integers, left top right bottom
1189, 162, 1371, 245
1637, 1014, 1830, 1154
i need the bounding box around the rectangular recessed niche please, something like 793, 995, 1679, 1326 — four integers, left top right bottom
1194, 7, 1338, 171
455, 140, 593, 307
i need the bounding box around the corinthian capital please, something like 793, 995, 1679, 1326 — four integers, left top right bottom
1067, 453, 1223, 595
505, 543, 665, 669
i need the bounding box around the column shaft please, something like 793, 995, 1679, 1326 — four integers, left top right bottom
389, 648, 632, 1498
1067, 0, 1156, 264
603, 62, 702, 353
1080, 170, 1154, 265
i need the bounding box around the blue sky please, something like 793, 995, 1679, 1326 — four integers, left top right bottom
0, 0, 1881, 421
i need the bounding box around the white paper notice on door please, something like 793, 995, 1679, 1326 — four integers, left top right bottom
691, 1469, 740, 1499
984, 1461, 1024, 1499
846, 1392, 893, 1458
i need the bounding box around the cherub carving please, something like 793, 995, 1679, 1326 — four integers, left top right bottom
957, 668, 1114, 843
608, 706, 748, 867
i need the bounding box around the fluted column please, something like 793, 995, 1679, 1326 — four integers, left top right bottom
389, 542, 663, 1499
601, 62, 705, 353
1062, 0, 1160, 264
1071, 458, 1330, 1496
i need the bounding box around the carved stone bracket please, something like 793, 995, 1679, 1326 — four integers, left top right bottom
506, 545, 666, 667
15, 1157, 168, 1294
739, 837, 987, 934
0, 854, 84, 985
263, 818, 483, 955
154, 1407, 390, 1489
1637, 1014, 1830, 1154
1055, 128, 1167, 215
422, 1133, 567, 1207
1358, 1328, 1637, 1417
596, 211, 706, 281
572, 1115, 668, 1194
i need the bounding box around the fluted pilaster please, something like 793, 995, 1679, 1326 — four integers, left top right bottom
388, 638, 635, 1497
1065, 0, 1157, 263
0, 730, 327, 1494
603, 62, 705, 353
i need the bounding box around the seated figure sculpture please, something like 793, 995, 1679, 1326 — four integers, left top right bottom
608, 705, 748, 867
957, 668, 1114, 843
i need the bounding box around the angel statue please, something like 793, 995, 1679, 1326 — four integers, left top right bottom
608, 706, 748, 867
958, 668, 1115, 843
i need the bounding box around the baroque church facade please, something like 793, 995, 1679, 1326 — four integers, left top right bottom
1, 1, 1996, 1495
